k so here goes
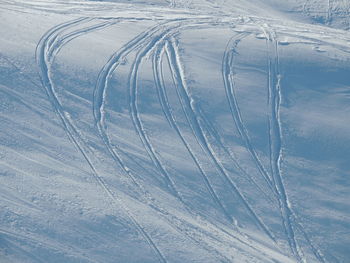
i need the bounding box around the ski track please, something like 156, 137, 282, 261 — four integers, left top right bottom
8, 2, 345, 260
195, 95, 277, 207
152, 41, 234, 224
262, 24, 326, 263
122, 18, 237, 212
36, 18, 168, 263
125, 19, 235, 211
91, 18, 281, 261
261, 25, 302, 262
124, 21, 248, 261
165, 37, 279, 245
153, 39, 288, 262
124, 19, 256, 221
157, 33, 271, 205
92, 19, 235, 261
92, 17, 291, 261
222, 33, 277, 196
94, 19, 185, 200
225, 22, 326, 263
47, 19, 117, 60
8, 16, 300, 263
155, 29, 277, 236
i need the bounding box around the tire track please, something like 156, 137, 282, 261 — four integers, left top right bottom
36, 18, 167, 263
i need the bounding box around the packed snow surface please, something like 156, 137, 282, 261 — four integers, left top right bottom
0, 0, 349, 262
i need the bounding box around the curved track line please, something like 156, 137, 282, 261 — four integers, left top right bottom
127, 19, 264, 219
95, 17, 254, 219
126, 20, 227, 208
47, 20, 117, 60
152, 42, 234, 224
92, 18, 292, 262
94, 19, 183, 190
266, 28, 301, 262
154, 38, 289, 261
222, 33, 276, 194
36, 18, 167, 263
262, 24, 326, 263
92, 19, 255, 262
37, 16, 296, 263
195, 97, 277, 206
223, 24, 328, 260
125, 19, 234, 207
165, 37, 278, 244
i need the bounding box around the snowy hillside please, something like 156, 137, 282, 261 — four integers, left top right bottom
0, 0, 349, 262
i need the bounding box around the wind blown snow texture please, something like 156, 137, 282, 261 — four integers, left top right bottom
0, 0, 349, 262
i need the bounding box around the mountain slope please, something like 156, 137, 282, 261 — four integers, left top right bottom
0, 1, 349, 262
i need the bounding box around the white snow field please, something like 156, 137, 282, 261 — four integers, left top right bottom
0, 0, 349, 262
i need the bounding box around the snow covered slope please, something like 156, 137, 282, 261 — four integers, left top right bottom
0, 0, 349, 262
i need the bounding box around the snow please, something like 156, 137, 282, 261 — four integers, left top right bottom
0, 0, 349, 262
